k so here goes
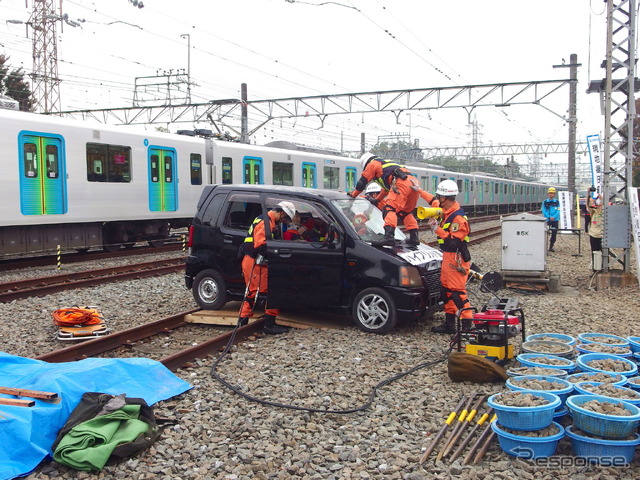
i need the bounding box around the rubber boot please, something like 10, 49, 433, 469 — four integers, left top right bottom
374, 225, 396, 247
461, 317, 474, 330
263, 314, 289, 335
405, 229, 421, 246
431, 313, 456, 334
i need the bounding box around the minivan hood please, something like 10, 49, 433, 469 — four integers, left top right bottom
390, 243, 442, 271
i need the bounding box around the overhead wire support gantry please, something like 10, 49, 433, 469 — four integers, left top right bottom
50, 79, 572, 138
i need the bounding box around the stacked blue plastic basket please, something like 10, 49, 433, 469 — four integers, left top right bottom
488, 390, 563, 458
566, 394, 640, 463
576, 353, 638, 377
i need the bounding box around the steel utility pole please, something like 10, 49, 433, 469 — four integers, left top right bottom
180, 34, 191, 104
552, 54, 580, 195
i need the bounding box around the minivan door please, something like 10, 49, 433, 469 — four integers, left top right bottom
266, 198, 344, 309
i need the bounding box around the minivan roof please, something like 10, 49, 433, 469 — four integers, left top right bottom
208, 184, 347, 200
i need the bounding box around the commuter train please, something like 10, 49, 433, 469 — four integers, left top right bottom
0, 108, 554, 257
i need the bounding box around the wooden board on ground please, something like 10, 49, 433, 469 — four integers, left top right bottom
184, 303, 244, 326
185, 303, 346, 330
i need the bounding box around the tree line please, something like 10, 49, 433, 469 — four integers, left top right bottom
0, 54, 33, 111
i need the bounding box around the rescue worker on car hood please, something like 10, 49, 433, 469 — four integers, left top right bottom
238, 201, 296, 335
347, 152, 421, 247
429, 180, 474, 334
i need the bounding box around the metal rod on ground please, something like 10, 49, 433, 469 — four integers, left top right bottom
435, 393, 477, 462
473, 429, 497, 464
463, 413, 496, 465
441, 394, 487, 460
418, 394, 466, 464
450, 407, 493, 463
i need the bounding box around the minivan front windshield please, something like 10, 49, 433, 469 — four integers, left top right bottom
332, 197, 407, 243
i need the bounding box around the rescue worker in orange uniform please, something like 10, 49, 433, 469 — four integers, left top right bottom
347, 152, 421, 246
238, 201, 297, 335
429, 180, 474, 334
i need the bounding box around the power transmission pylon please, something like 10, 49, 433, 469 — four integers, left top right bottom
601, 0, 637, 280
28, 0, 62, 113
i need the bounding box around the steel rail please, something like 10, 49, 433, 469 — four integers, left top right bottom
35, 309, 265, 372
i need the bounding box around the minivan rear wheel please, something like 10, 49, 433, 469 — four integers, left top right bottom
352, 287, 397, 334
193, 269, 227, 309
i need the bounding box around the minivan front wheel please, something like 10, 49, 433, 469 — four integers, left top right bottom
352, 287, 397, 334
193, 269, 227, 310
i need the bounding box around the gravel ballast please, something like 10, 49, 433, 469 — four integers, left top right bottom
2, 229, 639, 479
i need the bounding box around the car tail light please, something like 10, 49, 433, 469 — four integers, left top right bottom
187, 225, 194, 248
399, 266, 422, 287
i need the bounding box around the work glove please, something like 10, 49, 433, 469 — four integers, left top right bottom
367, 197, 379, 206
347, 191, 356, 198
431, 199, 440, 208
427, 217, 438, 234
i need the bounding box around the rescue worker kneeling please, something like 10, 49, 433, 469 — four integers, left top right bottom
428, 180, 474, 334
238, 201, 297, 335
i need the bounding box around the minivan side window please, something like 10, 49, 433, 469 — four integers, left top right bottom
201, 192, 227, 226
222, 193, 263, 231
266, 197, 336, 244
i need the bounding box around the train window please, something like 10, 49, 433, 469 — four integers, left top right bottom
324, 166, 339, 189
484, 183, 489, 194
222, 157, 233, 184
164, 154, 173, 182
345, 167, 357, 190
421, 176, 428, 190
190, 154, 202, 185
457, 180, 462, 192
150, 154, 159, 182
23, 143, 38, 178
494, 183, 499, 194
86, 143, 131, 182
273, 162, 293, 186
45, 145, 59, 179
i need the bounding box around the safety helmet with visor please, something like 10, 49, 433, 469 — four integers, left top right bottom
277, 201, 297, 222
360, 152, 378, 170
436, 179, 459, 197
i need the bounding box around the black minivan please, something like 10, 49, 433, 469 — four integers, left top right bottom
184, 184, 442, 333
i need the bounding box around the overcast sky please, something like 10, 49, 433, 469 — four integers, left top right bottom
1, 0, 613, 168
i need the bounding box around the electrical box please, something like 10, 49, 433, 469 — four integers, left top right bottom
501, 213, 547, 271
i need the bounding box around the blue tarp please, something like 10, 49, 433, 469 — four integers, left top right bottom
0, 352, 192, 480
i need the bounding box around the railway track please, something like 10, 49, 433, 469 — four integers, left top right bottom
36, 309, 265, 372
0, 257, 184, 302
0, 243, 184, 272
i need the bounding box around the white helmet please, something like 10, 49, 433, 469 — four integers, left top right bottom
277, 201, 297, 220
360, 152, 378, 170
436, 179, 459, 196
365, 183, 382, 194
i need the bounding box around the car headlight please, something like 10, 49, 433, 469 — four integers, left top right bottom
399, 265, 422, 287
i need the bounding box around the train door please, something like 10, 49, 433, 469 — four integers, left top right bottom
345, 166, 357, 191
242, 156, 263, 184
302, 162, 317, 188
18, 132, 67, 215
478, 180, 484, 203
464, 179, 470, 204
148, 147, 178, 212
